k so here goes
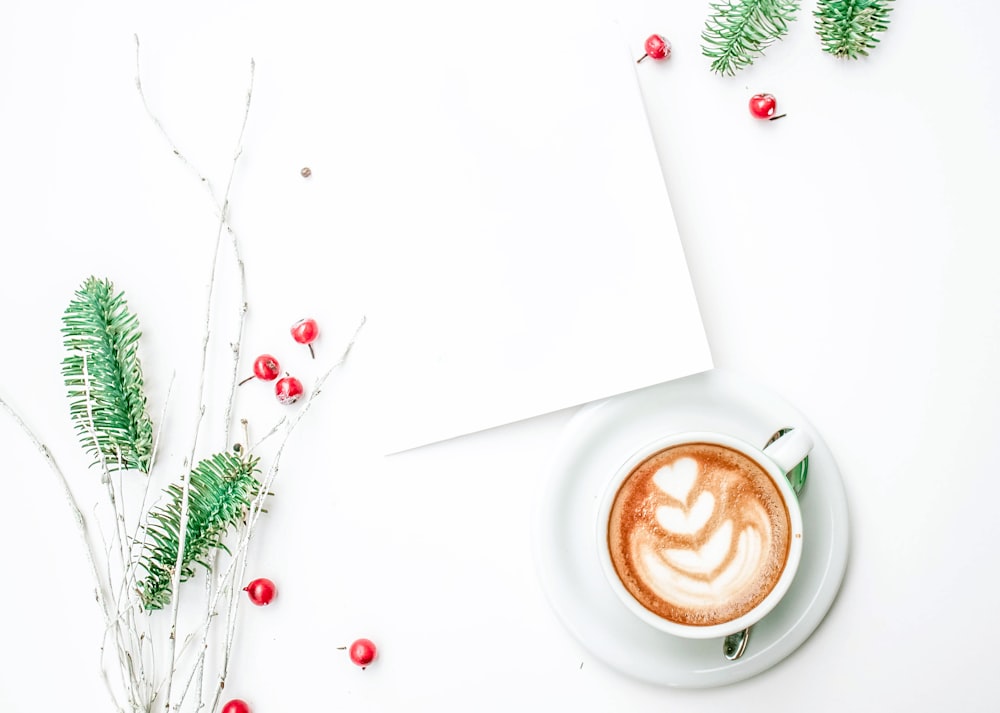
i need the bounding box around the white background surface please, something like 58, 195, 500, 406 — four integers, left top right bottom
1, 1, 999, 712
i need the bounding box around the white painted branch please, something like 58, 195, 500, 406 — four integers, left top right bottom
0, 394, 125, 712
154, 52, 256, 711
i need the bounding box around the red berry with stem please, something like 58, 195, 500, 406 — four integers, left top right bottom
221, 700, 251, 713
349, 638, 377, 668
243, 578, 277, 606
239, 354, 281, 386
291, 318, 319, 359
637, 34, 671, 63
749, 93, 786, 120
253, 354, 281, 380
275, 375, 304, 404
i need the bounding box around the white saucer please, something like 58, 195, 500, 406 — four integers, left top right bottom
532, 368, 850, 688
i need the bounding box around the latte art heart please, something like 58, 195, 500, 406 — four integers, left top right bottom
607, 442, 792, 627
651, 457, 699, 502
655, 489, 715, 535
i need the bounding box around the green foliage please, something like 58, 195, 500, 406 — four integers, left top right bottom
702, 0, 801, 76
62, 277, 154, 474
815, 0, 893, 59
136, 451, 262, 611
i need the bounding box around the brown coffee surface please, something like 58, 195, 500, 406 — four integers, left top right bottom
607, 442, 791, 627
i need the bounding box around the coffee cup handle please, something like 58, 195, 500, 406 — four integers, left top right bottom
762, 428, 813, 474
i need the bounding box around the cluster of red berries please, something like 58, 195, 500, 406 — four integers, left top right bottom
240, 318, 320, 405
636, 33, 787, 121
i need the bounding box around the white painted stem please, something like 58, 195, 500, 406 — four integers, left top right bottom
0, 394, 126, 712
139, 45, 256, 710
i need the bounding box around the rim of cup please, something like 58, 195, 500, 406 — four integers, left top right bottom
595, 430, 805, 640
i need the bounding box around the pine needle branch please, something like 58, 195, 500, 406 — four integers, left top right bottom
815, 0, 893, 59
62, 277, 154, 474
135, 450, 262, 611
702, 0, 801, 76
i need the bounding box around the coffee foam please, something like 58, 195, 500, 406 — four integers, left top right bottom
607, 442, 791, 627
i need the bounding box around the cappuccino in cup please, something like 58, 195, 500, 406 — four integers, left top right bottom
597, 430, 809, 639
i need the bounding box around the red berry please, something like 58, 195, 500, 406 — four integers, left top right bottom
291, 318, 319, 344
221, 700, 251, 713
749, 93, 778, 119
238, 354, 282, 386
637, 34, 671, 63
291, 318, 319, 358
252, 354, 280, 381
349, 638, 377, 668
275, 376, 304, 404
243, 578, 277, 606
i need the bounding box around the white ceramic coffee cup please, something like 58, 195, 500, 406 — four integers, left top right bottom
595, 429, 811, 639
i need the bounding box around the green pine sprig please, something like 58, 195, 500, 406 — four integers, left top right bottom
702, 0, 802, 76
814, 0, 893, 59
62, 277, 154, 474
136, 450, 263, 611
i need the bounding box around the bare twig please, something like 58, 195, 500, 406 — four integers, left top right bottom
134, 35, 222, 207
158, 56, 255, 711
134, 34, 252, 448
223, 245, 250, 446
0, 394, 125, 712
135, 35, 259, 712
250, 416, 288, 452
93, 504, 131, 706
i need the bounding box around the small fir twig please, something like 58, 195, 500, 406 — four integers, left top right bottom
702, 0, 801, 75
62, 277, 154, 475
814, 0, 893, 59
135, 451, 263, 610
